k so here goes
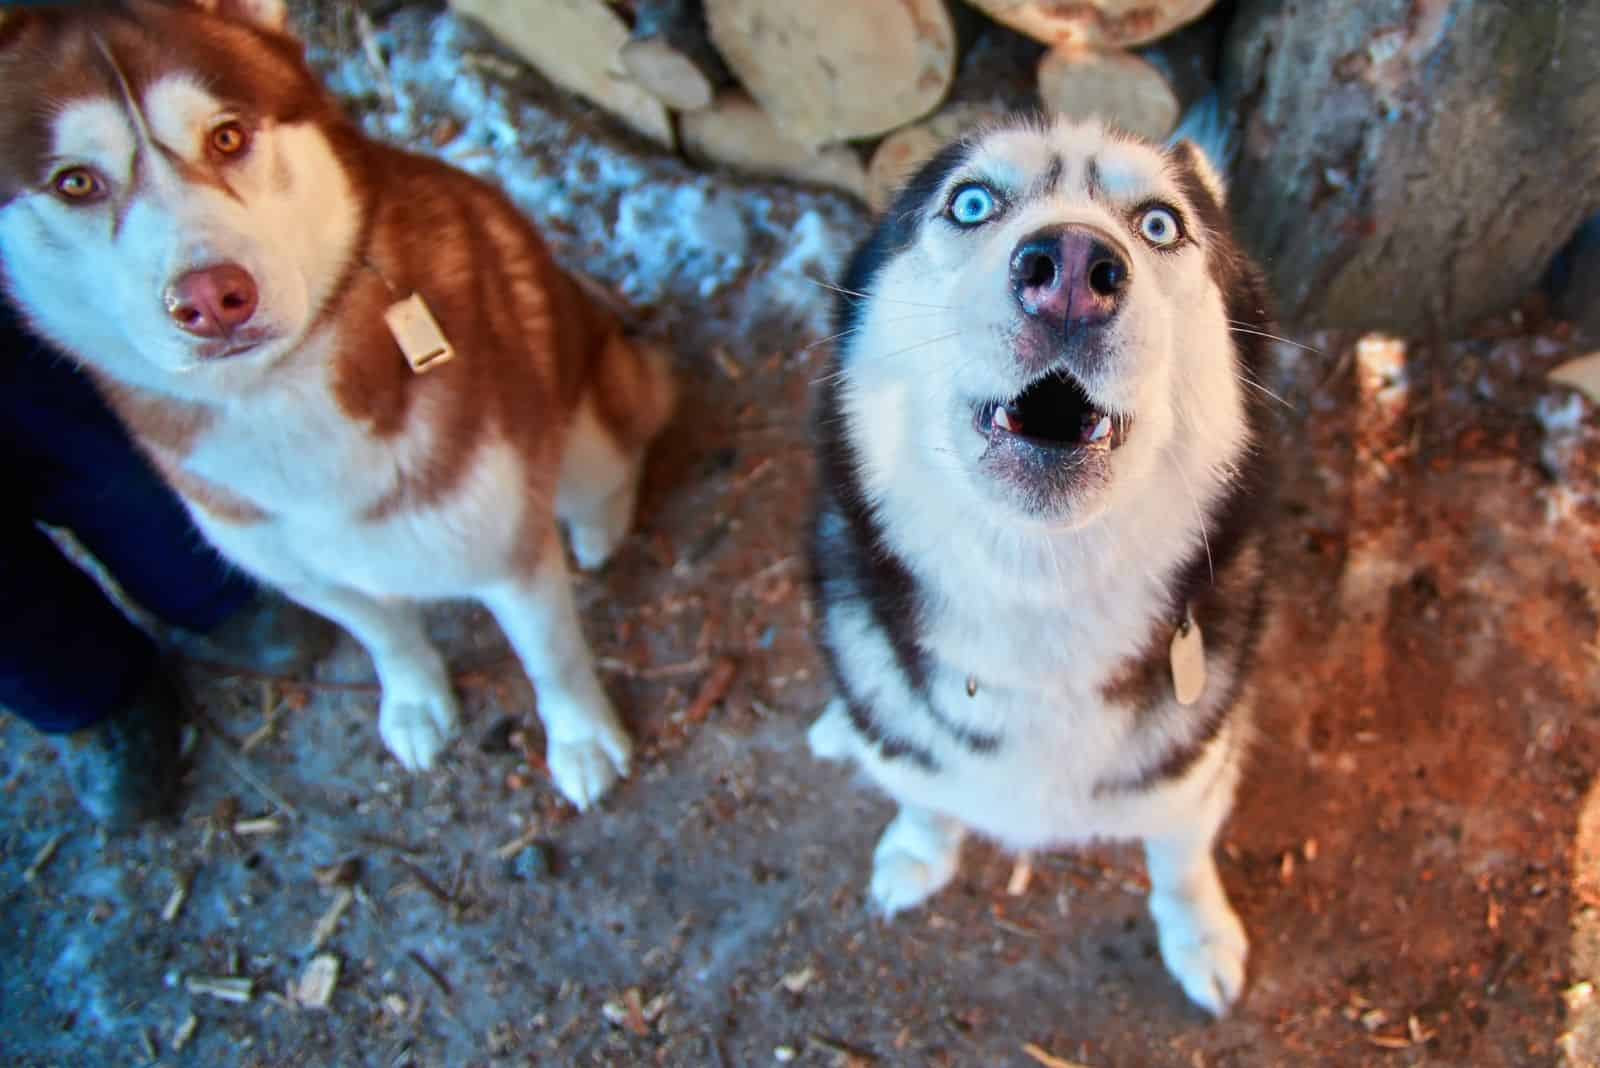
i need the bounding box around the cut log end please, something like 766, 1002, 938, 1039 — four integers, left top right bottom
867, 102, 1007, 212
707, 0, 957, 147
1037, 45, 1179, 142
681, 91, 867, 200
964, 0, 1217, 49
451, 0, 673, 148
620, 37, 716, 110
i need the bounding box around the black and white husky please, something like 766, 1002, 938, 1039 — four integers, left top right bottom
807, 117, 1274, 1015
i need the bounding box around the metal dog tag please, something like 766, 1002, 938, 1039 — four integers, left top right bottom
383, 293, 455, 374
1170, 610, 1206, 707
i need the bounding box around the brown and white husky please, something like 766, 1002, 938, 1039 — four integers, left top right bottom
0, 0, 676, 808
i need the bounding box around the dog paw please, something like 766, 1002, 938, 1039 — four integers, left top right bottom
1152, 894, 1249, 1016
567, 521, 626, 572
806, 698, 855, 762
379, 687, 460, 771
547, 723, 632, 810
870, 850, 956, 916
868, 809, 964, 917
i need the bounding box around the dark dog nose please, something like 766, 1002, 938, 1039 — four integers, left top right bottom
1010, 225, 1129, 328
165, 263, 258, 338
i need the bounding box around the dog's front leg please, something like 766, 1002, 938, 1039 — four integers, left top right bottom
1143, 792, 1249, 1016
480, 535, 631, 810
281, 583, 459, 771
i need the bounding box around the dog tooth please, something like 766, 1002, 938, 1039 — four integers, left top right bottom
1089, 415, 1112, 442
994, 406, 1018, 432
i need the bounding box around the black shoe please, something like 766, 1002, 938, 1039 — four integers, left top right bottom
49, 670, 183, 829
170, 593, 337, 676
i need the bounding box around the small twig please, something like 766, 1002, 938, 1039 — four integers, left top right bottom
310, 887, 355, 951
809, 1033, 878, 1065
684, 658, 737, 725
198, 720, 300, 821
396, 858, 458, 915
161, 870, 193, 923
186, 976, 254, 1003
1021, 1043, 1089, 1068
596, 655, 711, 680
23, 832, 65, 883
406, 950, 453, 997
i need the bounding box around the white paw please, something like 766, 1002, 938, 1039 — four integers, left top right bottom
806, 698, 854, 761
868, 809, 964, 917
547, 721, 632, 810
567, 521, 626, 572
870, 849, 956, 917
1151, 893, 1249, 1016
379, 687, 460, 771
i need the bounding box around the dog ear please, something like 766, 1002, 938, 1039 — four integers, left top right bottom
189, 0, 290, 33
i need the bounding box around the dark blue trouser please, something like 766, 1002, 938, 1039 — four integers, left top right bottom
0, 298, 256, 733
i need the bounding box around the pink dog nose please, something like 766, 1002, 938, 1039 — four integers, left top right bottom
165, 263, 258, 338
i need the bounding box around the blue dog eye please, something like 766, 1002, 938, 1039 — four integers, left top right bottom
948, 184, 997, 227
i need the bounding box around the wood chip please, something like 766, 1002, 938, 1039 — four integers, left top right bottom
186, 975, 255, 1003
313, 858, 362, 889
494, 827, 543, 861
310, 887, 355, 951
1007, 854, 1034, 896
172, 1013, 198, 1051
684, 658, 737, 725
161, 871, 192, 923
233, 817, 282, 836
23, 832, 64, 883
1550, 350, 1600, 404
292, 953, 340, 1010
1021, 1043, 1089, 1068
779, 965, 815, 994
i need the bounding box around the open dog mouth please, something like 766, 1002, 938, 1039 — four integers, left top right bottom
975, 368, 1130, 452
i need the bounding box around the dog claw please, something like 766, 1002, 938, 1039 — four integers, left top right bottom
547, 728, 631, 810
379, 690, 460, 771
1153, 894, 1249, 1016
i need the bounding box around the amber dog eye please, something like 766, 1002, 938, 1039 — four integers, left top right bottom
210, 121, 250, 157
52, 167, 105, 202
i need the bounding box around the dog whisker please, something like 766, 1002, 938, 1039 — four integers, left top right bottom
1227, 322, 1322, 354
807, 277, 953, 311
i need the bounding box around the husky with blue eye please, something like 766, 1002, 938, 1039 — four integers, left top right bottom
806, 116, 1274, 1015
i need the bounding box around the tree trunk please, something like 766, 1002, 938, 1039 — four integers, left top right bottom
1222, 0, 1600, 335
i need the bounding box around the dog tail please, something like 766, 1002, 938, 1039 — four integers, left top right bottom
588, 330, 678, 455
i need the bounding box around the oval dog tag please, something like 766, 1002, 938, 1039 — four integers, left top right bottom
1169, 611, 1206, 706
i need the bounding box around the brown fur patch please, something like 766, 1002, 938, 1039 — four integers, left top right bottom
91, 376, 214, 458
150, 452, 269, 525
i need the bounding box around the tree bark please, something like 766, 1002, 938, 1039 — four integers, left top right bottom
1223, 0, 1600, 334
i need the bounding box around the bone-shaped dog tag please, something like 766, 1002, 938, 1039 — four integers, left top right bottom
383, 293, 455, 373
1170, 611, 1206, 707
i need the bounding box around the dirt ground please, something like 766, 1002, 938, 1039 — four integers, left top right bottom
4, 7, 1600, 1067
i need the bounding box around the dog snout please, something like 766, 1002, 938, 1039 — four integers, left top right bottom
1009, 225, 1129, 329
165, 263, 259, 338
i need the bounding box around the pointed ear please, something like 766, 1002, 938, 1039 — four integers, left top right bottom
190, 0, 290, 33
1173, 138, 1229, 208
